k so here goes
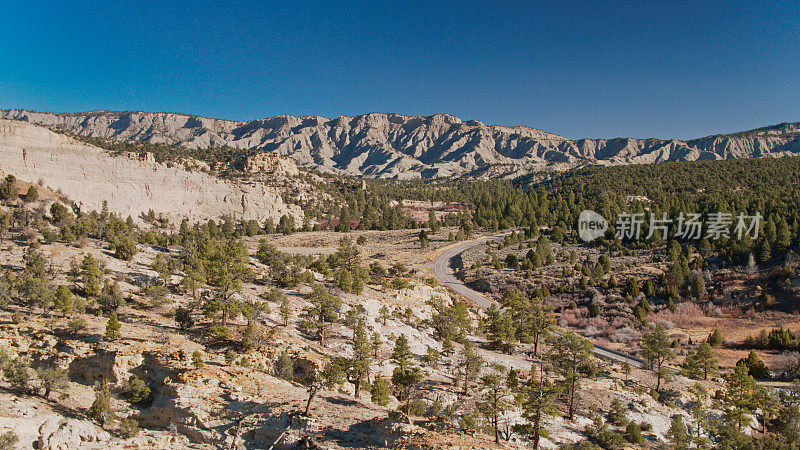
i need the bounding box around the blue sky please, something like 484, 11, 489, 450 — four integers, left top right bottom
1, 0, 798, 139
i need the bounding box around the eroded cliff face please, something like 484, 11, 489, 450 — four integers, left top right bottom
3, 109, 799, 179
0, 119, 303, 223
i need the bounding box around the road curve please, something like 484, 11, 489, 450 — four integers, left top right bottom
430, 235, 645, 368
431, 235, 498, 309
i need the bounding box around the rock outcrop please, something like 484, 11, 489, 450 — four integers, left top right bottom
245, 153, 299, 176
2, 109, 799, 179
0, 119, 303, 224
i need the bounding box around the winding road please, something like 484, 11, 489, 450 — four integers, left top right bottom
430, 234, 645, 368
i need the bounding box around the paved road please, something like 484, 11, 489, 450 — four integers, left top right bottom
431, 235, 497, 309
430, 235, 645, 368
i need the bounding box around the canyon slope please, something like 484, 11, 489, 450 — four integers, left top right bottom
2, 109, 800, 179
0, 119, 303, 223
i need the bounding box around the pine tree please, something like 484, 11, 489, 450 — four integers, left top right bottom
391, 334, 413, 371
736, 350, 769, 379
459, 341, 483, 395
350, 318, 372, 397
81, 254, 102, 298
478, 370, 512, 444
548, 332, 593, 420
279, 297, 292, 326
514, 362, 561, 450
303, 284, 341, 347
691, 276, 706, 300
484, 304, 516, 352
191, 350, 204, 369
391, 366, 424, 418
758, 239, 771, 263
370, 376, 391, 406
274, 352, 294, 380
54, 285, 74, 315
105, 312, 121, 340
513, 294, 555, 356
694, 342, 719, 380
722, 364, 757, 431
667, 415, 690, 450
640, 325, 674, 395
23, 185, 38, 202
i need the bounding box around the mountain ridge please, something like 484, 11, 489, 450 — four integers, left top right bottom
2, 109, 799, 179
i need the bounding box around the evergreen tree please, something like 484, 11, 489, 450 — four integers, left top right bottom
192, 350, 204, 369
459, 341, 484, 395
35, 366, 68, 399
691, 276, 706, 300
548, 332, 593, 420
477, 370, 512, 444
484, 304, 516, 353
391, 366, 424, 418
514, 362, 561, 450
736, 350, 770, 379
274, 352, 294, 380
89, 378, 112, 426
303, 284, 341, 347
682, 342, 719, 380
279, 297, 292, 326
640, 325, 674, 395
105, 312, 121, 340
370, 375, 391, 406
391, 334, 414, 371
81, 254, 102, 298
23, 185, 38, 202
54, 285, 74, 315
722, 364, 757, 432
667, 415, 690, 450
350, 318, 372, 397
707, 328, 724, 347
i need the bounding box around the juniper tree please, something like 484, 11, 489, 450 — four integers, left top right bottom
35, 366, 68, 399
89, 378, 112, 427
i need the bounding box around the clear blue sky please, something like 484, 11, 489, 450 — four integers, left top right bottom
1, 0, 798, 139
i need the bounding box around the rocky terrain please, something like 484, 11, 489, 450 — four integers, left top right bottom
3, 109, 799, 178
0, 119, 303, 224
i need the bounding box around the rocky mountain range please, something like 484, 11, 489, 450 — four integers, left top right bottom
2, 109, 799, 179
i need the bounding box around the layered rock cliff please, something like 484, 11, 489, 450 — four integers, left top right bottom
2, 109, 799, 178
0, 119, 303, 223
